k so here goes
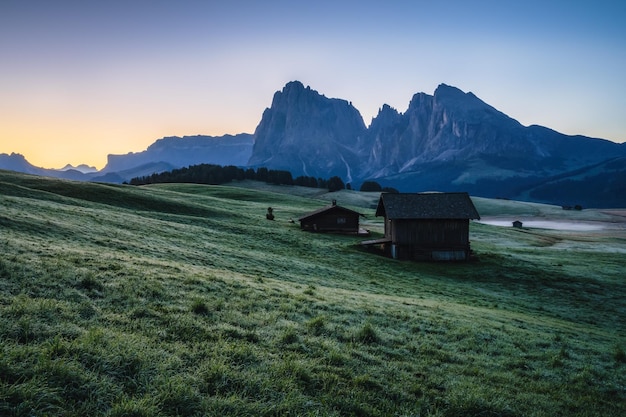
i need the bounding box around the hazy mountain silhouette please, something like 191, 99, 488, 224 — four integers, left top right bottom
101, 134, 253, 173
60, 163, 98, 173
2, 81, 625, 207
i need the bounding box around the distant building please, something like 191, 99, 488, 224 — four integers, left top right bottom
298, 200, 364, 234
512, 220, 523, 228
362, 192, 480, 261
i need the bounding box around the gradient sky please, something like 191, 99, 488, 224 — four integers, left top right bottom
1, 1, 625, 170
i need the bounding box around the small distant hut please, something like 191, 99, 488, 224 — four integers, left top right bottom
512, 220, 523, 228
362, 192, 480, 261
298, 200, 363, 234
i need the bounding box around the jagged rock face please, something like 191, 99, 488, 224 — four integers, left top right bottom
250, 82, 559, 182
413, 85, 530, 158
364, 84, 624, 179
248, 81, 367, 181
364, 104, 406, 177
364, 84, 541, 177
247, 81, 626, 206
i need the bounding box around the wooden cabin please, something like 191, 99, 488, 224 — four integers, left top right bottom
298, 200, 363, 234
362, 192, 480, 261
512, 220, 523, 228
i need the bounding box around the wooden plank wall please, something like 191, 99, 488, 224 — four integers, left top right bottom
390, 219, 470, 247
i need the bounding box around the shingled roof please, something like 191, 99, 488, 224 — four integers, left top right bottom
375, 192, 480, 220
297, 202, 363, 222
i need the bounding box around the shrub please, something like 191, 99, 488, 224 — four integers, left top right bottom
356, 322, 380, 344
76, 275, 103, 293
190, 299, 210, 316
109, 396, 158, 417
306, 315, 326, 336
327, 176, 345, 192
360, 181, 382, 192
157, 376, 204, 416
279, 326, 300, 345
382, 186, 399, 193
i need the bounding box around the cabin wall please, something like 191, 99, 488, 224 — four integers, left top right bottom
384, 218, 392, 238
388, 219, 471, 260
390, 219, 469, 246
301, 213, 359, 232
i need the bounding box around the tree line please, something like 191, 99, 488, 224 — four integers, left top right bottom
129, 164, 348, 192
358, 181, 399, 193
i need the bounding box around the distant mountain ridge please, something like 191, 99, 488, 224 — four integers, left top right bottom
253, 82, 623, 178
59, 163, 98, 173
2, 81, 625, 207
1, 134, 253, 183
248, 82, 626, 207
101, 134, 253, 173
364, 85, 534, 178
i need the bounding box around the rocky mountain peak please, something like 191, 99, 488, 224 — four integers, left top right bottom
370, 104, 401, 128
270, 81, 309, 109
0, 153, 38, 173
248, 81, 367, 180
433, 83, 465, 98
250, 81, 564, 181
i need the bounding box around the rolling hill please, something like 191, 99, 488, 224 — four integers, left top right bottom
1, 170, 625, 416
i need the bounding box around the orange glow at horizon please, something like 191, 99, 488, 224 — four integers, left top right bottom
0, 105, 261, 170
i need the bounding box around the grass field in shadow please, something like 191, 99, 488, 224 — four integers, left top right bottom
1, 170, 624, 416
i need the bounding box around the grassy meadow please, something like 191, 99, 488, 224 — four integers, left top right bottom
1, 170, 625, 417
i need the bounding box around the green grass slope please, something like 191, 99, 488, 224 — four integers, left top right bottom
1, 170, 625, 417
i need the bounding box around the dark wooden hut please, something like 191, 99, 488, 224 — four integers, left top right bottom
362, 192, 480, 261
298, 200, 363, 234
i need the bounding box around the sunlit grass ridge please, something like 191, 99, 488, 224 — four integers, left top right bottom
0, 170, 624, 416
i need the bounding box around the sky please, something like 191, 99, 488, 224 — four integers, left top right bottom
1, 1, 625, 170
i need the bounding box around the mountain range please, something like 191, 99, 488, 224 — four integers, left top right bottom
2, 81, 625, 208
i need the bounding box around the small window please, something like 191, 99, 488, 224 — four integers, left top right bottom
337, 217, 346, 224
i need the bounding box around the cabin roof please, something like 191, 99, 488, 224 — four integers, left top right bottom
298, 203, 363, 222
375, 192, 480, 220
